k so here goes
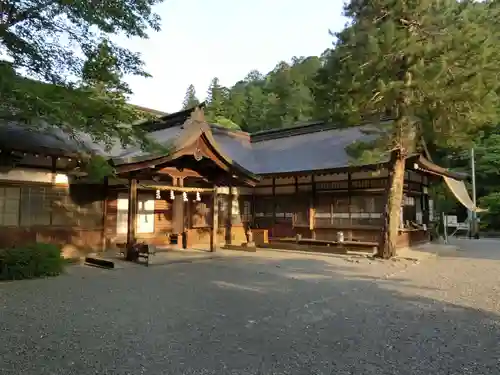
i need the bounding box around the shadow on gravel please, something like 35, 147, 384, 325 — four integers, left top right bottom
440, 238, 500, 261
0, 254, 498, 375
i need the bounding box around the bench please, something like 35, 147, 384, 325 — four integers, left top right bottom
268, 237, 378, 254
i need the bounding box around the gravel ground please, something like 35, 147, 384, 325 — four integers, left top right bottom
1, 241, 500, 375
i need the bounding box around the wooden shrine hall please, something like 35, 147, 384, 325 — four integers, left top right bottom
0, 104, 467, 255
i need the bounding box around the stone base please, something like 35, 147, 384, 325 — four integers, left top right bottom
222, 243, 257, 252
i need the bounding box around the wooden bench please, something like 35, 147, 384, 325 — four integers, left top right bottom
268, 237, 378, 254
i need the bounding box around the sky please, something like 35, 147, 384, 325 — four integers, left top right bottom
117, 0, 347, 113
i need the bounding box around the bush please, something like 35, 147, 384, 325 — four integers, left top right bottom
0, 243, 64, 281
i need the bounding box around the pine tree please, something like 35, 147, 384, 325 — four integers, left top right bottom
182, 84, 200, 110
316, 0, 500, 258
206, 77, 227, 121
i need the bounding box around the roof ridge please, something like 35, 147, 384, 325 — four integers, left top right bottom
250, 121, 341, 142
209, 123, 250, 141
138, 102, 206, 132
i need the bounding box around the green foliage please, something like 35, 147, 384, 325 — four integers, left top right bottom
85, 155, 116, 182
212, 117, 241, 131
199, 57, 321, 132
0, 0, 164, 148
315, 0, 500, 156
206, 78, 228, 121
182, 84, 200, 109
0, 243, 64, 281
479, 193, 500, 230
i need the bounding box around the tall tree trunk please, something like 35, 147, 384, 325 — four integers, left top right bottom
377, 149, 406, 258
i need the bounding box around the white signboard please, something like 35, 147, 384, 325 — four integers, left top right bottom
445, 215, 458, 227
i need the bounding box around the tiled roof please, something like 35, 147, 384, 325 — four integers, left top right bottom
0, 105, 465, 180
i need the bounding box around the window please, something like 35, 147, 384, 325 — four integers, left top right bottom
402, 194, 417, 225
20, 186, 51, 226
253, 196, 274, 228
350, 196, 384, 226
241, 199, 252, 223
51, 188, 74, 226
0, 187, 20, 226
117, 194, 154, 234
274, 196, 295, 223
314, 194, 384, 227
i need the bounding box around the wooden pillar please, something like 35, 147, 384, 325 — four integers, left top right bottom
101, 176, 109, 252
126, 176, 138, 249
272, 177, 276, 236
251, 190, 256, 229
210, 186, 218, 252
225, 184, 233, 245
293, 176, 298, 229
50, 156, 57, 225
310, 175, 316, 239
50, 156, 57, 186
347, 171, 352, 240
172, 177, 185, 247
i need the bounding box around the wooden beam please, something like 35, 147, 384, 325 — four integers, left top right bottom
126, 176, 138, 252
138, 183, 215, 193
156, 167, 203, 179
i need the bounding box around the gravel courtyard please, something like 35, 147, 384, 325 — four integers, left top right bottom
2, 240, 500, 375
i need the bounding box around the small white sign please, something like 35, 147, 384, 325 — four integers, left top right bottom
445, 215, 458, 226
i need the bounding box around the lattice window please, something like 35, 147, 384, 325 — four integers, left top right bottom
402, 194, 417, 225
0, 186, 20, 226
240, 199, 252, 223
315, 194, 384, 227
20, 186, 51, 226
51, 188, 75, 226
274, 195, 294, 223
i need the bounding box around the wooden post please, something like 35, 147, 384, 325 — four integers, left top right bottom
272, 177, 276, 237
101, 176, 109, 252
251, 191, 256, 229
171, 177, 186, 247
310, 175, 316, 239
225, 184, 233, 245
293, 176, 298, 228
347, 171, 352, 239
210, 186, 218, 252
126, 176, 138, 250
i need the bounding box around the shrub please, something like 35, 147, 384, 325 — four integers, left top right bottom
0, 243, 64, 281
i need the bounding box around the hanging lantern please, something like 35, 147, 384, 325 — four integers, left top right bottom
170, 190, 175, 200
196, 191, 201, 202
155, 189, 161, 200
182, 192, 188, 202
